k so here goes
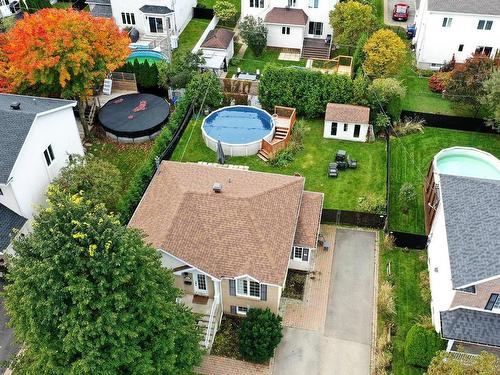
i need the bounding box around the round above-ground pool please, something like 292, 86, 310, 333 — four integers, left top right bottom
98, 93, 169, 143
202, 106, 275, 156
127, 49, 168, 64
434, 147, 500, 180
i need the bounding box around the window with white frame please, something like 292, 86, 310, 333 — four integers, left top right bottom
282, 26, 290, 35
236, 278, 261, 298
291, 246, 310, 262
237, 306, 249, 315
121, 12, 136, 26
442, 17, 452, 27
309, 0, 319, 8
288, 0, 296, 6
43, 145, 55, 167
477, 20, 493, 30
249, 0, 264, 8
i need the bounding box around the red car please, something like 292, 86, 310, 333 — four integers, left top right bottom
392, 3, 410, 21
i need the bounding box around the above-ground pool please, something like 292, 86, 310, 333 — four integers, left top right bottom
127, 49, 168, 64
202, 106, 275, 156
434, 147, 500, 180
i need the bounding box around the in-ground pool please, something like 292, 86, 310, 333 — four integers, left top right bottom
434, 147, 500, 180
127, 49, 168, 64
202, 106, 275, 156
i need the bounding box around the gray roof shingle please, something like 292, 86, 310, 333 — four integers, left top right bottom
90, 4, 112, 18
0, 204, 27, 250
440, 174, 500, 289
428, 0, 500, 16
0, 94, 75, 184
139, 5, 173, 14
441, 308, 500, 347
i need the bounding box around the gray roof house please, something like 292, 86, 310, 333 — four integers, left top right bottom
0, 94, 84, 255
424, 147, 500, 353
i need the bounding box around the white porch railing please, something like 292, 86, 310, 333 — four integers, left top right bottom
203, 294, 221, 349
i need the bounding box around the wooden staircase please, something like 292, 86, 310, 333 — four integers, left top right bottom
257, 107, 297, 162
301, 38, 331, 60
257, 126, 289, 161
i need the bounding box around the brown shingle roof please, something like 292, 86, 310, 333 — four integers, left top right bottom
264, 7, 308, 26
325, 103, 370, 124
201, 28, 235, 50
129, 161, 314, 286
294, 192, 323, 248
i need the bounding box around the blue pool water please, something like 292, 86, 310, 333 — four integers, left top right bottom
203, 106, 274, 144
436, 149, 500, 180
127, 50, 168, 64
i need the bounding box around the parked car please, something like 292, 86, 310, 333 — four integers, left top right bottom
392, 3, 409, 21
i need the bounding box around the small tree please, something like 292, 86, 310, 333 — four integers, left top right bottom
368, 77, 406, 120
4, 187, 203, 373
399, 183, 417, 214
426, 351, 499, 375
444, 54, 494, 116
20, 0, 52, 13
213, 0, 237, 22
238, 308, 283, 363
481, 69, 500, 131
329, 1, 376, 50
186, 72, 223, 110
239, 16, 267, 57
404, 324, 444, 368
158, 51, 205, 89
363, 29, 407, 78
52, 155, 122, 213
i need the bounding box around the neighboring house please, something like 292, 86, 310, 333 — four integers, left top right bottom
424, 147, 500, 352
199, 28, 235, 74
413, 0, 500, 69
0, 94, 84, 256
241, 0, 338, 58
129, 161, 323, 349
87, 0, 197, 40
323, 103, 371, 142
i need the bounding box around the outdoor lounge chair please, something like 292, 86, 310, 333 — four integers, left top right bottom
335, 150, 347, 162
348, 158, 358, 169
337, 160, 348, 170
328, 162, 338, 177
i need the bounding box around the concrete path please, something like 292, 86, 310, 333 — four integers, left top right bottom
273, 229, 376, 375
0, 281, 17, 373
384, 0, 416, 27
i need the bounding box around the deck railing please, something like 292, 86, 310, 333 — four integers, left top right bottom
203, 294, 221, 350
260, 106, 297, 159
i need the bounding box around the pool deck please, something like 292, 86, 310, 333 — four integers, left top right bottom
96, 89, 138, 107
274, 115, 292, 129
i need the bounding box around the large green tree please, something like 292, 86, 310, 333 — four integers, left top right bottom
187, 72, 223, 110
4, 187, 203, 374
426, 351, 499, 375
482, 69, 500, 131
158, 51, 205, 89
239, 16, 267, 57
329, 1, 376, 50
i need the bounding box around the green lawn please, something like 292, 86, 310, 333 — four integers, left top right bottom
389, 127, 500, 234
88, 140, 151, 198
172, 117, 386, 211
227, 48, 307, 76
175, 18, 211, 55
379, 246, 431, 375
197, 0, 241, 12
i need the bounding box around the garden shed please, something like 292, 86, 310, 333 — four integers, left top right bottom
323, 103, 371, 142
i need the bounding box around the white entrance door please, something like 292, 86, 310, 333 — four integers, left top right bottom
194, 272, 208, 295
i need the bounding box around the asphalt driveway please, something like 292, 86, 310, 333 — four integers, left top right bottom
0, 281, 17, 373
273, 229, 376, 375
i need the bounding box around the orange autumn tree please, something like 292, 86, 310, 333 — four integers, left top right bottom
0, 9, 130, 136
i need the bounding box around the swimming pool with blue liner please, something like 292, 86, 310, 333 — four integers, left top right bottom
127, 49, 169, 64
202, 106, 275, 156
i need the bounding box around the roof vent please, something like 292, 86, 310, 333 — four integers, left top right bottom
10, 102, 21, 110
213, 182, 222, 193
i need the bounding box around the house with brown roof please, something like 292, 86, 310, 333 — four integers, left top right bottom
129, 161, 323, 350
199, 28, 235, 73
323, 103, 372, 142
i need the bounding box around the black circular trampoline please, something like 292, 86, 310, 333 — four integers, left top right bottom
98, 93, 170, 142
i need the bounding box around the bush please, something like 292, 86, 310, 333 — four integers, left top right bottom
404, 324, 444, 368
239, 16, 267, 57
268, 120, 306, 167
419, 271, 431, 305
357, 193, 385, 214
213, 0, 237, 22
378, 281, 396, 319
399, 183, 417, 214
368, 78, 406, 120
259, 66, 354, 118
382, 234, 395, 252
428, 72, 451, 93
238, 308, 283, 363
393, 117, 425, 136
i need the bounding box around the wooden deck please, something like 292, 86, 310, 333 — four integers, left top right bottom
257, 106, 297, 161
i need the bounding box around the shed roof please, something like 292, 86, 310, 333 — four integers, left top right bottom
264, 7, 308, 26
201, 28, 235, 50
325, 103, 370, 124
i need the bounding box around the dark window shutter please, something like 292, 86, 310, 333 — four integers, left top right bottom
260, 284, 267, 301
229, 279, 236, 296
230, 305, 237, 314
290, 248, 294, 259
302, 248, 309, 262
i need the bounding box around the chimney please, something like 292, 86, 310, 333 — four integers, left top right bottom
10, 102, 21, 110
212, 182, 222, 193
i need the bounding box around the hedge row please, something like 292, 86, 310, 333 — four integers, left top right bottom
117, 94, 192, 221
259, 65, 354, 118
404, 324, 444, 368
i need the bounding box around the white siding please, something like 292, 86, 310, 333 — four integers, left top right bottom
323, 121, 369, 142
0, 184, 21, 217
267, 24, 305, 49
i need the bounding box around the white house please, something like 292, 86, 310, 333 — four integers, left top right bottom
241, 0, 338, 58
323, 103, 371, 142
413, 0, 500, 69
424, 147, 500, 352
87, 0, 196, 40
0, 94, 84, 256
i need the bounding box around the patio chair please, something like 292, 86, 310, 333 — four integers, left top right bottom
335, 150, 347, 162
328, 162, 338, 178
348, 158, 358, 169
337, 160, 348, 170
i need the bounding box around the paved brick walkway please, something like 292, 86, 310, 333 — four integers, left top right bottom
282, 225, 336, 332
195, 355, 271, 375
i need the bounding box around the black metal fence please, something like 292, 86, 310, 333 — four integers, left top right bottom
389, 231, 428, 250
161, 105, 194, 161
193, 7, 214, 19
321, 209, 387, 229
401, 110, 496, 134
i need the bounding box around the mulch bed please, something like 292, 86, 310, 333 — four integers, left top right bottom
211, 315, 244, 360
282, 270, 308, 300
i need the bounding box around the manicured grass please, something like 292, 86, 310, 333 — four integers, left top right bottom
87, 140, 151, 197
172, 117, 386, 211
197, 0, 241, 12
389, 127, 500, 234
175, 18, 211, 55
227, 48, 307, 76
379, 246, 431, 375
